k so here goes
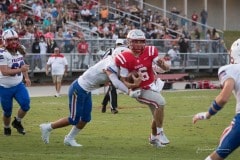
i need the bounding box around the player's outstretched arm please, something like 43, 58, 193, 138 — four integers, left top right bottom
192, 78, 234, 124
105, 70, 141, 98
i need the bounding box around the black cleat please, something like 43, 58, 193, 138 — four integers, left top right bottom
4, 128, 11, 136
111, 109, 119, 114
12, 117, 25, 135
101, 106, 106, 113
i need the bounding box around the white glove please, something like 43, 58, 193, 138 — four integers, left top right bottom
192, 112, 207, 124
129, 89, 141, 98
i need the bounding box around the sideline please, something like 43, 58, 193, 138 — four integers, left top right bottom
27, 85, 108, 97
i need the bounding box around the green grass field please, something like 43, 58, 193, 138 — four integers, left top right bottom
0, 90, 239, 160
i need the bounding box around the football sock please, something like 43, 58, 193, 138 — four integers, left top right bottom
16, 117, 22, 122
205, 156, 212, 160
48, 123, 53, 131
157, 127, 163, 134
67, 126, 81, 139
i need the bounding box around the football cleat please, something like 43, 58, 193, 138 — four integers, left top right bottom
4, 127, 11, 136
12, 117, 25, 135
101, 106, 106, 113
40, 123, 51, 144
149, 138, 166, 148
64, 136, 82, 147
159, 131, 170, 145
111, 109, 119, 114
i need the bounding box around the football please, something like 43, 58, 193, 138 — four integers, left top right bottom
126, 70, 140, 83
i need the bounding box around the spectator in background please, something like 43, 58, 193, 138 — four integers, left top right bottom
39, 35, 48, 70
168, 45, 181, 66
47, 37, 58, 54
31, 37, 41, 72
33, 1, 43, 22
204, 29, 212, 52
193, 28, 201, 52
191, 11, 198, 27
7, 1, 20, 14
100, 5, 109, 23
25, 12, 34, 29
33, 26, 43, 39
55, 27, 65, 51
46, 47, 68, 97
178, 36, 189, 63
171, 6, 180, 22
64, 38, 75, 53
55, 13, 65, 32
211, 28, 220, 53
63, 28, 73, 53
178, 36, 189, 53
42, 17, 52, 30
80, 6, 92, 22
96, 46, 105, 60
200, 9, 208, 31
77, 38, 89, 69
180, 14, 188, 28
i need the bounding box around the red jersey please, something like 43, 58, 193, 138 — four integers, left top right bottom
115, 46, 159, 88
77, 42, 89, 54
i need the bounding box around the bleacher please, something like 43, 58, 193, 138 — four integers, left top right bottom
0, 0, 228, 85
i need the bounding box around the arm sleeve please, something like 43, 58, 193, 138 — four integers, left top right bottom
108, 73, 129, 93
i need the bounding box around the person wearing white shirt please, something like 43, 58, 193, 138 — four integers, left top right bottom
46, 47, 68, 97
39, 36, 48, 70
168, 45, 181, 66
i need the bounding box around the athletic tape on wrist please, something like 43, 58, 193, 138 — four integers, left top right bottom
212, 100, 222, 111
208, 107, 217, 115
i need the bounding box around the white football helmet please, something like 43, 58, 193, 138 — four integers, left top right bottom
112, 46, 131, 60
2, 29, 19, 49
230, 38, 240, 64
126, 29, 146, 54
115, 39, 124, 45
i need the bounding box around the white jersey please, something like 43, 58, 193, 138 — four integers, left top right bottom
218, 64, 240, 113
78, 56, 118, 92
0, 48, 25, 88
47, 54, 68, 75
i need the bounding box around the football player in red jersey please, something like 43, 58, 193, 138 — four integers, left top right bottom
115, 29, 170, 147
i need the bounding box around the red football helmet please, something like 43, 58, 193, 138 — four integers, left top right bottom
2, 29, 19, 50
126, 29, 146, 55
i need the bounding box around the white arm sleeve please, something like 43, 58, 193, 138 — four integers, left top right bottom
153, 56, 159, 64
108, 74, 128, 93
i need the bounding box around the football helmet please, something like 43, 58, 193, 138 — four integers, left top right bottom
112, 46, 131, 60
115, 39, 124, 45
229, 38, 240, 64
126, 29, 146, 54
2, 29, 19, 50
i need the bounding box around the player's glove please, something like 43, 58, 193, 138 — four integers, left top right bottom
129, 89, 141, 98
192, 112, 208, 124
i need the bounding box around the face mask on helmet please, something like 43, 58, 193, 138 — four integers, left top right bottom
229, 39, 240, 64
2, 29, 19, 50
127, 29, 146, 54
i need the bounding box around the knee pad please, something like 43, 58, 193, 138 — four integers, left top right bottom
19, 99, 30, 112
4, 112, 11, 118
